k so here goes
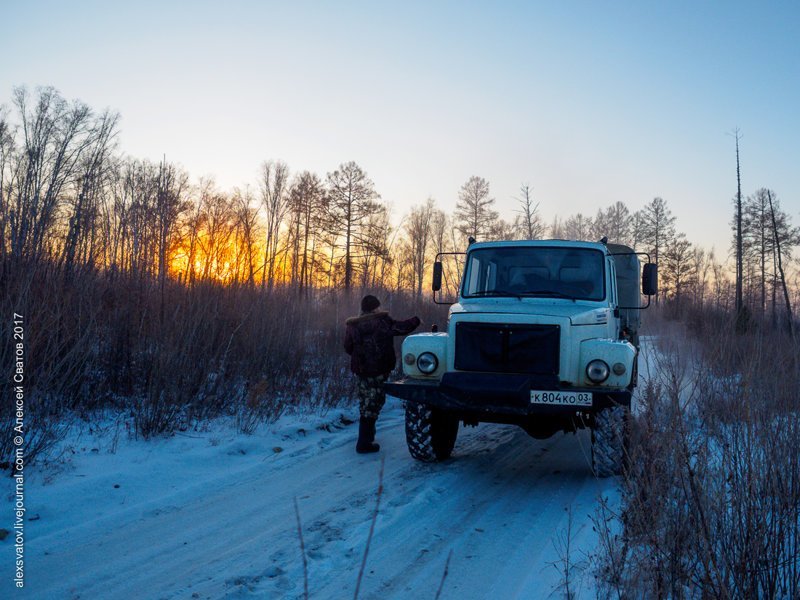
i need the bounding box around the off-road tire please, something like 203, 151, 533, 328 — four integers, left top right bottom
405, 402, 459, 462
592, 404, 629, 477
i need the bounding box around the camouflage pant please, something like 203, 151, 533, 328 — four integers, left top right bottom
356, 374, 388, 420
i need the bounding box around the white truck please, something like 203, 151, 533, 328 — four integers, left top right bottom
385, 239, 657, 476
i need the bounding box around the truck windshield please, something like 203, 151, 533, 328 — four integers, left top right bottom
462, 246, 605, 301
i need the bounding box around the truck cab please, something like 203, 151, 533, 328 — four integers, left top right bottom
385, 239, 657, 476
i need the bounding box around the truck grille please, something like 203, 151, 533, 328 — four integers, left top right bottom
454, 322, 560, 375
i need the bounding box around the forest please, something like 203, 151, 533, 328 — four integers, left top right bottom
0, 85, 798, 458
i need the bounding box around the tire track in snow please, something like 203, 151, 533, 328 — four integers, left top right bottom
15, 407, 617, 599
326, 426, 613, 600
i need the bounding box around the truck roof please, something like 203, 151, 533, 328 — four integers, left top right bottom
468, 239, 613, 253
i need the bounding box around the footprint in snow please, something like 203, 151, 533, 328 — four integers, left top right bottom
388, 494, 414, 508
273, 574, 296, 592
226, 574, 261, 590
144, 505, 181, 518
306, 548, 326, 560
350, 493, 370, 509
264, 566, 284, 578
307, 521, 345, 544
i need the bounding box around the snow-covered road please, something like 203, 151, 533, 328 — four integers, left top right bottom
3, 398, 622, 600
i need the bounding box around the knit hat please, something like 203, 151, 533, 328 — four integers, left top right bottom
360, 295, 381, 313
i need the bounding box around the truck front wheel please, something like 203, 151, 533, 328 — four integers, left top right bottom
591, 404, 630, 477
405, 402, 459, 462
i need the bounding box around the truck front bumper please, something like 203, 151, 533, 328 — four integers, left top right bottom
385, 372, 630, 418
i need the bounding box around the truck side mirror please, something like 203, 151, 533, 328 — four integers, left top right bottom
642, 263, 658, 296
432, 261, 443, 292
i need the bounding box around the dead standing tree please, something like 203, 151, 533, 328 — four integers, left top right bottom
733, 128, 745, 326
516, 183, 544, 240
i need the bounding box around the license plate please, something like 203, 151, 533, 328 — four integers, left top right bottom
530, 390, 592, 406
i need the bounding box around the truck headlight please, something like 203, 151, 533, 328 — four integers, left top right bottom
417, 352, 438, 374
586, 359, 610, 383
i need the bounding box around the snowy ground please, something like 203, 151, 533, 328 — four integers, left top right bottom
1, 341, 662, 599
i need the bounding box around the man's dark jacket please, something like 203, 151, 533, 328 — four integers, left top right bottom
344, 311, 420, 377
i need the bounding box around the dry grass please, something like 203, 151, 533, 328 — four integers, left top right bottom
0, 256, 447, 465
596, 308, 800, 599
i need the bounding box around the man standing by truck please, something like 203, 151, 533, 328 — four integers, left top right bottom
344, 295, 420, 454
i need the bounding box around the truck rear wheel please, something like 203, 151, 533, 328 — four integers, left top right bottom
592, 404, 629, 477
405, 402, 459, 462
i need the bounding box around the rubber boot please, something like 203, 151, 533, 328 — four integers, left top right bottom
356, 417, 380, 454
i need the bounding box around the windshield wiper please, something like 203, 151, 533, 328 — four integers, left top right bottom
467, 289, 522, 299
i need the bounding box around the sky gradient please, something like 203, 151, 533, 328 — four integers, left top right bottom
3, 0, 799, 255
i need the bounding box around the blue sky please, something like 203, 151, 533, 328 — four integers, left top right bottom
2, 0, 798, 255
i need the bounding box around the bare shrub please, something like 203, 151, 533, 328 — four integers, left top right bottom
0, 392, 67, 470
596, 309, 800, 598
551, 506, 582, 600
1, 254, 445, 451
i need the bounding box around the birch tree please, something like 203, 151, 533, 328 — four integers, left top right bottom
259, 160, 289, 288
405, 198, 436, 298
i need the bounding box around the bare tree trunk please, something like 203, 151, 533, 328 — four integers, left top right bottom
767, 190, 793, 335
344, 195, 353, 290
735, 129, 744, 321
772, 251, 778, 329
300, 209, 310, 296
760, 194, 766, 318
259, 160, 289, 290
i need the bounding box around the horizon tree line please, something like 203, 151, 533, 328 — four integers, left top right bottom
1, 85, 798, 321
